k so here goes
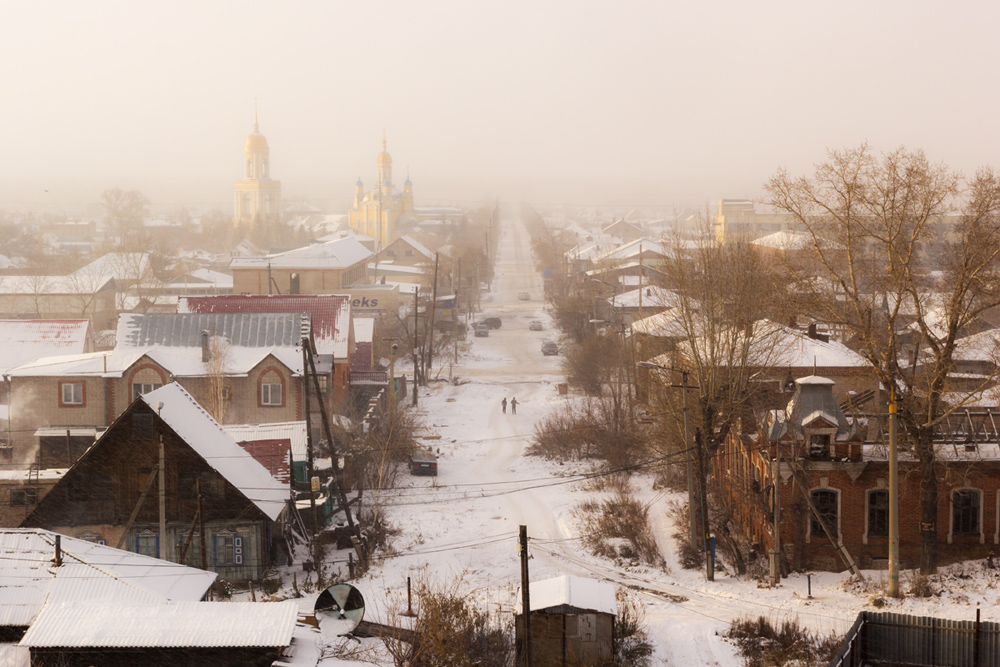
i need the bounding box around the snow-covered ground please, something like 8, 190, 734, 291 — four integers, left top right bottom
276, 211, 1000, 666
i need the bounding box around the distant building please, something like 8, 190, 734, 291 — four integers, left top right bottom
233, 104, 281, 226
348, 135, 415, 248
714, 199, 797, 245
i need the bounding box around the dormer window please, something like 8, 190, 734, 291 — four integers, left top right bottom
808, 434, 831, 459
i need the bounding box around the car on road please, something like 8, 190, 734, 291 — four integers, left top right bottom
529, 320, 543, 331
434, 320, 465, 333
409, 452, 438, 476
518, 291, 531, 301
475, 317, 502, 330
474, 324, 490, 337
541, 341, 559, 356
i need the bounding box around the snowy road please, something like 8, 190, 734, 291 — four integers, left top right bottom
353, 211, 886, 665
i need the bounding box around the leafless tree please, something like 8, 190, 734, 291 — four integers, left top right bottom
100, 187, 149, 248
205, 335, 232, 422
651, 222, 788, 552
766, 144, 1000, 573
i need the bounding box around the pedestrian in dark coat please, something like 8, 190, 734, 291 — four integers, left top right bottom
511, 397, 518, 414
502, 397, 507, 414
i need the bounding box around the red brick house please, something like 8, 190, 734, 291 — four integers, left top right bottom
715, 375, 1000, 571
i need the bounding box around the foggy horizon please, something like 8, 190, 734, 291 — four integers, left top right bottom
3, 0, 998, 214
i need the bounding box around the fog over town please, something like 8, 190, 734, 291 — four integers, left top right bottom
2, 3, 1000, 667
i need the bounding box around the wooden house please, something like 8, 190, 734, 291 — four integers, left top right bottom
21, 383, 291, 580
516, 575, 617, 667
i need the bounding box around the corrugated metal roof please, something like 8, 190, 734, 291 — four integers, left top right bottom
178, 295, 350, 358
221, 422, 307, 462
229, 237, 373, 270
19, 600, 298, 648
524, 575, 617, 615
0, 529, 215, 627
0, 320, 91, 374
117, 312, 308, 349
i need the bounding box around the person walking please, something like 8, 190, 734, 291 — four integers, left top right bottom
511, 397, 518, 415
501, 397, 507, 414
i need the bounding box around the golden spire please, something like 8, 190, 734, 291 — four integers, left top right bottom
382, 128, 386, 151
253, 98, 259, 130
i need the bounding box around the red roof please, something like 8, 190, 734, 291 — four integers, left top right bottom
0, 319, 91, 373
178, 295, 351, 358
235, 438, 291, 484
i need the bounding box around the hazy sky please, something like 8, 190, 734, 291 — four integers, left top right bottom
3, 1, 999, 214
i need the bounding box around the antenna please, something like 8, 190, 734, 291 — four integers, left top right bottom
315, 584, 366, 638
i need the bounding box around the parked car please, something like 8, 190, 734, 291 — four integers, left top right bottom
518, 291, 531, 301
475, 317, 502, 330
475, 324, 490, 337
541, 341, 559, 356
434, 320, 465, 333
409, 452, 438, 476
529, 320, 543, 331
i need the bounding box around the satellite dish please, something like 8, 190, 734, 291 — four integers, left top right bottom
315, 583, 365, 637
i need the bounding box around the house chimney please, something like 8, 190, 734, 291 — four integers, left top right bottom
646, 288, 651, 297
807, 323, 818, 339
201, 330, 210, 362
788, 315, 797, 329
54, 534, 62, 567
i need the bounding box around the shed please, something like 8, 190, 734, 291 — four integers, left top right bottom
20, 600, 298, 667
516, 575, 617, 667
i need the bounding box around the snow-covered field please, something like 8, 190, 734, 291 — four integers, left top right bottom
276, 212, 1000, 666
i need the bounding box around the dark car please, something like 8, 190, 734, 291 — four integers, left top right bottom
541, 341, 559, 356
477, 317, 502, 330
409, 452, 438, 476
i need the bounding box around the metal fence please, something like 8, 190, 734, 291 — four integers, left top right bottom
830, 611, 1000, 667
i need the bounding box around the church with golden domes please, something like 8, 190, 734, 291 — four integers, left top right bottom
233, 104, 281, 224
348, 134, 415, 248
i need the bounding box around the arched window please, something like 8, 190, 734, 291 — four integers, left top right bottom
247, 159, 253, 178
258, 368, 285, 407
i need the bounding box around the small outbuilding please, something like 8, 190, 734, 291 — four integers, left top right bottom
516, 575, 617, 667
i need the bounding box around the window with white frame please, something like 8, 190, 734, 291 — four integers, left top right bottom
132, 382, 162, 400
953, 489, 981, 536
214, 530, 243, 566
136, 529, 158, 558
61, 382, 83, 406
261, 382, 282, 406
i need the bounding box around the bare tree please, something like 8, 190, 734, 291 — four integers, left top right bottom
651, 222, 788, 558
766, 144, 1000, 573
100, 187, 150, 248
205, 335, 232, 422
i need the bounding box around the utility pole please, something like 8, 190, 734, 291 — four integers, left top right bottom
888, 388, 900, 597
427, 252, 439, 379
454, 257, 460, 365
682, 372, 698, 549
301, 339, 319, 538
388, 341, 398, 412
770, 453, 781, 587
197, 479, 207, 572
158, 434, 166, 560
519, 525, 532, 667
412, 287, 420, 404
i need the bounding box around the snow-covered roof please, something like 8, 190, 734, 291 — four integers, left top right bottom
168, 269, 234, 288
595, 238, 673, 263
230, 237, 373, 270
610, 285, 679, 310
369, 262, 426, 275
631, 308, 688, 338
751, 230, 843, 251
20, 600, 298, 648
353, 317, 374, 344
71, 252, 150, 283
524, 575, 617, 615
0, 274, 115, 296
177, 295, 350, 359
140, 384, 289, 521
0, 528, 215, 627
953, 329, 1000, 363
398, 235, 434, 259
0, 320, 90, 375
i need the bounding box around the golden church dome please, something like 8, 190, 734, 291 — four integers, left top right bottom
377, 135, 392, 165
245, 130, 269, 151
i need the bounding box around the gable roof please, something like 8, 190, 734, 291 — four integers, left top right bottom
177, 295, 350, 359
523, 575, 617, 615
20, 599, 298, 648
229, 237, 373, 270
0, 320, 91, 375
397, 235, 433, 259
221, 421, 307, 464
0, 528, 215, 628
139, 384, 289, 521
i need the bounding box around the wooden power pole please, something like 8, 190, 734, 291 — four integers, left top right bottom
519, 525, 532, 667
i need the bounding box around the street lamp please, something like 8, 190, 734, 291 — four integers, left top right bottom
638, 360, 711, 581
